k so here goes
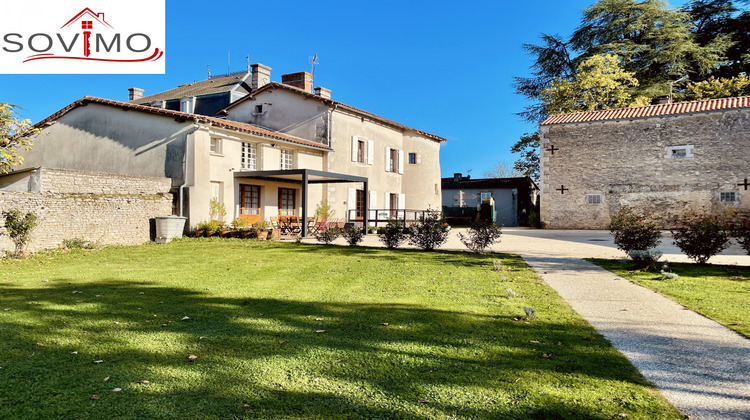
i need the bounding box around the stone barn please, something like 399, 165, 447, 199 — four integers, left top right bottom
539, 96, 750, 229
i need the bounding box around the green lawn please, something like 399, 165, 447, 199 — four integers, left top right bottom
0, 240, 681, 419
589, 259, 750, 339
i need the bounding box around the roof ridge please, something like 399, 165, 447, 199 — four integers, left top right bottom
36, 96, 332, 151
541, 95, 750, 126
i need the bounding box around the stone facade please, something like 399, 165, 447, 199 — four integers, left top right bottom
540, 108, 750, 229
0, 168, 172, 253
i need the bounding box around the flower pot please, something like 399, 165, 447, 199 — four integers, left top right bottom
219, 230, 232, 238
240, 230, 255, 239
194, 229, 205, 238
155, 216, 187, 244
257, 230, 269, 240
205, 230, 217, 237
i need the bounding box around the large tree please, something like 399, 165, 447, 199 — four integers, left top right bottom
510, 133, 540, 183
0, 103, 37, 174
514, 0, 740, 124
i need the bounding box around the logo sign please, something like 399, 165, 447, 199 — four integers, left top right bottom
1, 0, 165, 74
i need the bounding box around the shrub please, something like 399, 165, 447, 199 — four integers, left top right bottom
2, 208, 38, 257
230, 218, 249, 230
458, 217, 502, 253
731, 216, 750, 255
61, 238, 97, 250
341, 227, 365, 246
671, 211, 730, 264
209, 198, 226, 222
408, 212, 449, 251
378, 219, 407, 249
627, 249, 663, 269
528, 209, 544, 229
315, 227, 341, 245
608, 208, 662, 255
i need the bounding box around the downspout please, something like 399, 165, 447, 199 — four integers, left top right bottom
179, 126, 200, 217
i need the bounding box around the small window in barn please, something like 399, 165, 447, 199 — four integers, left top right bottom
210, 138, 223, 155
720, 192, 736, 202
254, 104, 268, 115
586, 194, 602, 205
665, 145, 694, 159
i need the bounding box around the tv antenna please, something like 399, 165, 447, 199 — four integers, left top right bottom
669, 75, 689, 103
309, 53, 319, 87
227, 51, 231, 74
246, 55, 251, 73
207, 65, 211, 79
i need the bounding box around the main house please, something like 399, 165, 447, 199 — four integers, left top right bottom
16, 64, 445, 236
539, 96, 750, 229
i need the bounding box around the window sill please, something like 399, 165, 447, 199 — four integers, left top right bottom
210, 153, 224, 157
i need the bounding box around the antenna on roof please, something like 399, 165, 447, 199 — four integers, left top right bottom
246, 55, 250, 74
207, 65, 211, 79
227, 51, 231, 74
668, 75, 689, 103
309, 53, 319, 87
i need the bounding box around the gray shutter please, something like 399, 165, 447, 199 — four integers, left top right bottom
398, 193, 406, 210
384, 146, 391, 172
397, 150, 404, 174
367, 140, 374, 165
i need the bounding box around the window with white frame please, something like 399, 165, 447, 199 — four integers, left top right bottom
280, 149, 293, 170
586, 194, 603, 204
241, 142, 257, 170
720, 192, 736, 202
480, 192, 492, 202
210, 137, 223, 155
665, 145, 695, 159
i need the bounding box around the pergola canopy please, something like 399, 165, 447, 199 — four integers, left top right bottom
233, 169, 369, 237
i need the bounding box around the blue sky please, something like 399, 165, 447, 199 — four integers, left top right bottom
0, 0, 683, 177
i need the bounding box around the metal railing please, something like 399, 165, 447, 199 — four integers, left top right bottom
346, 209, 442, 228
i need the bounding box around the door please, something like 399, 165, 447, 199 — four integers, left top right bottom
240, 185, 261, 224
278, 188, 296, 216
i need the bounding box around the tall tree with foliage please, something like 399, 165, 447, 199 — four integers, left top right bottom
514, 0, 739, 124
510, 133, 540, 183
542, 54, 650, 114
0, 103, 38, 174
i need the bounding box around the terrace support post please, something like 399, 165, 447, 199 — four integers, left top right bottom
301, 170, 309, 238
363, 180, 369, 234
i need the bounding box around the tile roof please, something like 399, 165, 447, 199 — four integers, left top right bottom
441, 176, 538, 190
35, 96, 332, 151
540, 96, 750, 126
130, 73, 252, 104
221, 82, 447, 142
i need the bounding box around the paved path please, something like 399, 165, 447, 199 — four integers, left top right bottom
300, 228, 750, 419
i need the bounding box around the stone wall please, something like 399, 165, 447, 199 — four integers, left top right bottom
0, 168, 173, 253
540, 109, 750, 229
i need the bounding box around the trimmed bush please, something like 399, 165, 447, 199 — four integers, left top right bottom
608, 208, 662, 255
378, 219, 407, 249
731, 216, 750, 255
458, 217, 502, 253
2, 208, 38, 257
315, 227, 341, 245
408, 212, 449, 251
671, 212, 730, 264
341, 227, 365, 246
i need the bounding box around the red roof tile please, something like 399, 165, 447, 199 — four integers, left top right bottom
540, 96, 750, 126
221, 82, 447, 142
35, 96, 332, 151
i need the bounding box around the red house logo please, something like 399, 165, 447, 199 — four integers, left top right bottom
60, 8, 114, 57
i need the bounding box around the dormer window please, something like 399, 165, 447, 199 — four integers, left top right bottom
254, 103, 268, 115
180, 97, 194, 113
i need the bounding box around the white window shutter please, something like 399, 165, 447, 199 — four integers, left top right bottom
416, 153, 422, 164
347, 188, 356, 210
367, 140, 374, 165
398, 193, 405, 209
369, 190, 377, 220
384, 146, 391, 171
383, 192, 390, 211
397, 150, 404, 174
351, 136, 358, 162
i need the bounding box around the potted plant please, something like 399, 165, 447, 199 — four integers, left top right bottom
205, 220, 221, 237
231, 218, 250, 238
255, 221, 271, 240
195, 221, 210, 237
240, 226, 256, 239
315, 200, 335, 229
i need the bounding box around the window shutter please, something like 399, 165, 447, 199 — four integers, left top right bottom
398, 193, 405, 210
416, 153, 422, 164
369, 190, 377, 221
397, 150, 404, 174
347, 188, 356, 210
351, 136, 358, 162
383, 192, 390, 211
367, 140, 374, 165
384, 147, 391, 171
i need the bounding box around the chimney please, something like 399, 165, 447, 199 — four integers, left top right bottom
250, 63, 272, 91
281, 72, 312, 92
453, 173, 462, 182
128, 87, 144, 101
314, 86, 332, 99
